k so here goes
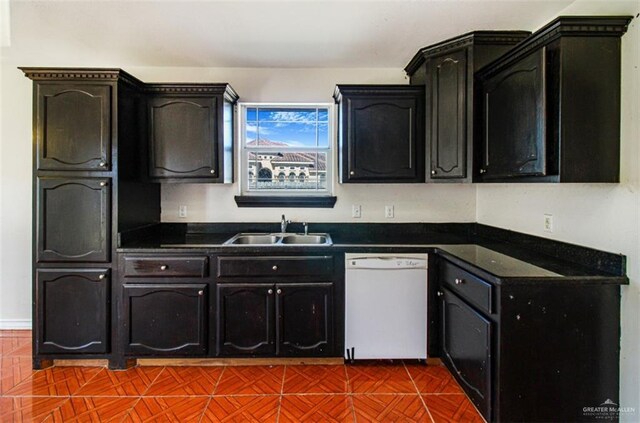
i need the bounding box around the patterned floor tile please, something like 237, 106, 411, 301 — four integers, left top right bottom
122, 396, 209, 422
45, 397, 138, 422
0, 397, 68, 422
423, 394, 485, 422
279, 395, 354, 423
145, 366, 223, 396
214, 366, 284, 395
5, 342, 33, 357
1, 357, 35, 395
346, 363, 417, 394
6, 366, 101, 396
283, 365, 349, 394
0, 330, 31, 338
0, 337, 31, 356
352, 394, 431, 422
405, 364, 463, 394
202, 395, 280, 422
74, 366, 163, 396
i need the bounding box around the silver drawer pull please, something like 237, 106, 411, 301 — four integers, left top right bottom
210, 169, 215, 174
99, 161, 107, 167
272, 265, 278, 271
455, 278, 464, 285
99, 181, 107, 187
350, 171, 355, 175
198, 290, 204, 296
268, 289, 273, 295
160, 265, 168, 270
98, 274, 106, 280
276, 289, 282, 295
437, 291, 443, 297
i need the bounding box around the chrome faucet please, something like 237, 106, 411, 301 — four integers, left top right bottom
281, 214, 291, 233
303, 222, 308, 235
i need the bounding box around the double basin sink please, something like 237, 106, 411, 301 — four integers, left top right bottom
223, 233, 332, 246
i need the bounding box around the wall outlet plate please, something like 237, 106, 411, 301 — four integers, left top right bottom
544, 214, 553, 232
179, 205, 188, 218
385, 205, 394, 218
352, 204, 361, 218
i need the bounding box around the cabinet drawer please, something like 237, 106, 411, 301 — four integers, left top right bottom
123, 256, 208, 278
440, 260, 493, 314
217, 256, 333, 278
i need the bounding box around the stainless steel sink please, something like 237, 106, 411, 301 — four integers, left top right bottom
223, 233, 332, 246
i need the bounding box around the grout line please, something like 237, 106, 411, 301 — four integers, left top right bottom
211, 366, 225, 396
404, 361, 435, 423
197, 396, 213, 423
138, 365, 166, 397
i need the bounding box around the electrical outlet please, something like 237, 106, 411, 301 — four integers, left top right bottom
544, 214, 553, 232
179, 205, 188, 218
352, 204, 361, 218
385, 205, 394, 218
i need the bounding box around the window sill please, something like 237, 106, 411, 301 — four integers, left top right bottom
234, 195, 337, 208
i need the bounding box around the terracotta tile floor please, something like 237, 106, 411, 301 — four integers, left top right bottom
0, 330, 485, 422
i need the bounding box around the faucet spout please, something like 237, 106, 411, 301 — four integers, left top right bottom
281, 214, 291, 233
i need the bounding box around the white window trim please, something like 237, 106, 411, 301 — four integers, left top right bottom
237, 102, 335, 197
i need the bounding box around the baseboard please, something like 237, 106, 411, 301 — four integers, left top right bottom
0, 319, 32, 330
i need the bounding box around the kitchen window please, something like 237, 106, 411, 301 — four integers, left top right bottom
235, 103, 336, 208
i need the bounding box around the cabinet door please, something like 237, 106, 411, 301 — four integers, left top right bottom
440, 289, 492, 420
36, 269, 109, 354
37, 177, 111, 263
277, 283, 334, 356
217, 284, 275, 356
36, 84, 111, 171
429, 50, 467, 180
123, 284, 207, 355
149, 96, 218, 179
482, 48, 546, 179
345, 95, 424, 182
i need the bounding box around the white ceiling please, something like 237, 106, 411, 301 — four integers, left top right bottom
2, 0, 576, 68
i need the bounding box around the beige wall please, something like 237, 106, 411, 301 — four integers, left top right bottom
475, 1, 640, 417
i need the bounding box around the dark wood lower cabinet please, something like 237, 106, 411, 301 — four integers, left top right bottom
216, 282, 335, 357
440, 288, 491, 419
278, 283, 333, 356
216, 283, 275, 356
123, 284, 207, 355
36, 269, 110, 354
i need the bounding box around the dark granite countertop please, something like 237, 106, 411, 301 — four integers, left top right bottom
117, 222, 628, 284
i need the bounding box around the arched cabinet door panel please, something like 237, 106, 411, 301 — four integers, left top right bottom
36, 177, 111, 263
36, 269, 110, 354
123, 284, 208, 355
36, 84, 111, 171
149, 97, 218, 179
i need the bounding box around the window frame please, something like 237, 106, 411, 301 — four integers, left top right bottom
238, 102, 335, 198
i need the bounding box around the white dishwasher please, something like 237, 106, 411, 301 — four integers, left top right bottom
345, 253, 428, 360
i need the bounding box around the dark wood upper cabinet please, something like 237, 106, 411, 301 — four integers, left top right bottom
35, 84, 112, 171
36, 269, 110, 354
477, 16, 632, 182
334, 85, 425, 183
482, 49, 546, 179
123, 284, 208, 355
277, 283, 333, 356
37, 177, 111, 263
147, 84, 238, 183
405, 31, 531, 183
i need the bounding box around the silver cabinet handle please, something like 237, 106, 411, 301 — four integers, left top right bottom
455, 278, 464, 285
276, 289, 282, 295
99, 161, 107, 167
437, 291, 444, 297
98, 274, 106, 280
198, 290, 204, 296
350, 171, 355, 175
268, 289, 273, 295
272, 265, 278, 271
210, 169, 215, 174
99, 181, 107, 187
479, 169, 487, 174
160, 265, 168, 270
431, 170, 436, 175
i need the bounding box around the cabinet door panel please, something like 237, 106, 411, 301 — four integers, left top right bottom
483, 49, 546, 179
149, 97, 218, 178
277, 283, 333, 356
124, 284, 207, 355
217, 284, 275, 356
441, 289, 492, 420
430, 50, 467, 179
37, 84, 111, 171
37, 177, 111, 263
36, 269, 109, 354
